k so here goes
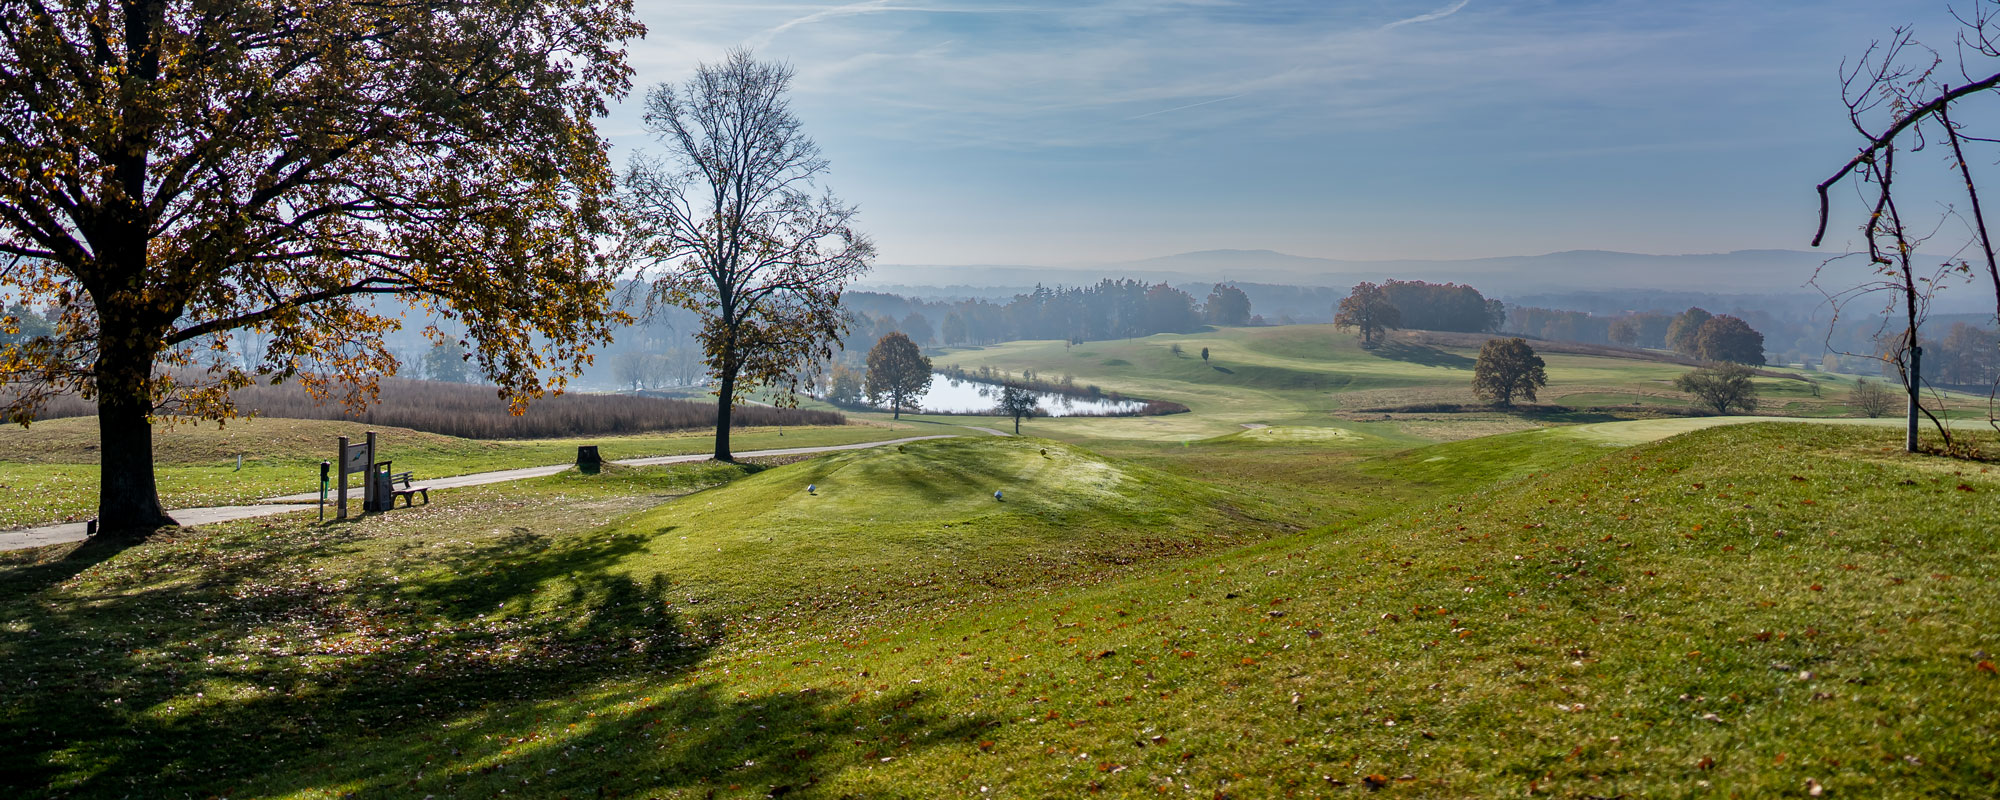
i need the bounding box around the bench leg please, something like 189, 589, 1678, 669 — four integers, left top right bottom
417, 488, 429, 505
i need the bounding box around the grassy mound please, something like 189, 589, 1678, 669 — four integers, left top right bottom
5, 423, 1996, 798
697, 422, 1995, 797
526, 436, 1275, 634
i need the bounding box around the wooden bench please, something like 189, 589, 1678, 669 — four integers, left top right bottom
387, 470, 431, 507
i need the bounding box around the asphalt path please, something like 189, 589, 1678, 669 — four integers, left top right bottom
0, 435, 961, 553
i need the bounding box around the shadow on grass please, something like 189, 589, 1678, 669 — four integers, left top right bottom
0, 535, 141, 596
261, 682, 992, 798
1371, 341, 1476, 370
0, 522, 718, 798
1210, 365, 1235, 374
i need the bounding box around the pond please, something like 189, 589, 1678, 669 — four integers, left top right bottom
909, 374, 1147, 417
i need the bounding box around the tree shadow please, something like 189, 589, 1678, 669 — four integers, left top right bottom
1210, 365, 1235, 374
260, 682, 992, 798
0, 535, 143, 596
1371, 341, 1475, 370
0, 523, 717, 798
1512, 406, 1629, 424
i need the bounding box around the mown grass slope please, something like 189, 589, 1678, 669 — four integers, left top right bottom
910, 325, 1986, 442
2, 423, 1995, 798
465, 436, 1280, 640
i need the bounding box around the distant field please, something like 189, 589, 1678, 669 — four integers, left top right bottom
0, 417, 934, 529
917, 325, 1992, 443
17, 378, 844, 439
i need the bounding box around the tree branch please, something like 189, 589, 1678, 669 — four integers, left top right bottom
1813, 71, 2000, 246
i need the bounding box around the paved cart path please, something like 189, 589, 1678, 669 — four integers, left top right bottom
0, 435, 961, 553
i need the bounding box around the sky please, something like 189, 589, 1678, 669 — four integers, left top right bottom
609, 0, 1968, 266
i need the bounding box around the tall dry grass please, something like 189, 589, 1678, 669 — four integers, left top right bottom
10, 379, 844, 439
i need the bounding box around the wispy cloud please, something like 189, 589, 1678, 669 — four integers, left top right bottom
749, 1, 1021, 49
618, 0, 1896, 263
1124, 94, 1244, 121
1380, 0, 1471, 31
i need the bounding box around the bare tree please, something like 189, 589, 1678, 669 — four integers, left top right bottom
1808, 15, 2000, 452
1852, 378, 1896, 418
621, 50, 874, 460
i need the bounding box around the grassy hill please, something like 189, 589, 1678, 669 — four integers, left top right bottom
447, 436, 1285, 638
885, 325, 1986, 444
3, 421, 1994, 797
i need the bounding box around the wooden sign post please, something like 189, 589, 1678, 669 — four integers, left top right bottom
363, 431, 378, 513
335, 433, 373, 519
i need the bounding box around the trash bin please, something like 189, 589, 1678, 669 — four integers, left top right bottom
577, 445, 601, 475
368, 461, 394, 512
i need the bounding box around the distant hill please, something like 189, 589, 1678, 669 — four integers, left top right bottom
866, 248, 1895, 296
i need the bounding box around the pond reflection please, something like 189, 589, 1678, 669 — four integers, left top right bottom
909, 374, 1145, 416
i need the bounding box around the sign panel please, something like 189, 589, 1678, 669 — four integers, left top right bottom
343, 443, 370, 474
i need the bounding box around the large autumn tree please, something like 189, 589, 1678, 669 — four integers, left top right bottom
864, 331, 930, 420
0, 0, 642, 538
1333, 281, 1399, 347
621, 50, 874, 461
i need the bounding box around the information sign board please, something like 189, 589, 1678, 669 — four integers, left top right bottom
343, 443, 370, 474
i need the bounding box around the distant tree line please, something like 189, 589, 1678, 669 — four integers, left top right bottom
831, 280, 1261, 358
1509, 305, 1767, 365
1333, 280, 1505, 345
1915, 322, 2000, 386
1378, 281, 1507, 333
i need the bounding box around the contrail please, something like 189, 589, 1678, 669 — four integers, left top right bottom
1126, 94, 1244, 121
1381, 0, 1471, 31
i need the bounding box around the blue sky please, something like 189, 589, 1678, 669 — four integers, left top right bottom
613, 1, 1953, 265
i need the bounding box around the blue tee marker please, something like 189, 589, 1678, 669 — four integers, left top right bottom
807, 484, 816, 495
993, 490, 1004, 502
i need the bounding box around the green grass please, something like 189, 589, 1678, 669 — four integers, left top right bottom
4, 421, 1996, 797
456, 436, 1284, 640
921, 325, 1995, 442
0, 417, 916, 529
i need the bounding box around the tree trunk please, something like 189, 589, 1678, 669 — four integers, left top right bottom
94, 354, 176, 539
1013, 415, 1020, 435
714, 360, 737, 462
1906, 345, 1921, 453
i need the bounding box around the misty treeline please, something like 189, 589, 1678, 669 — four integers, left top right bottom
1900, 322, 2000, 387
1375, 280, 1507, 333
16, 378, 843, 439
1506, 306, 1766, 364
832, 280, 1245, 355
1500, 288, 1999, 379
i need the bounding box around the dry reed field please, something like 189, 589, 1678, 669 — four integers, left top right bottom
13, 379, 845, 439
